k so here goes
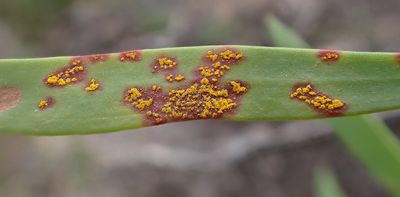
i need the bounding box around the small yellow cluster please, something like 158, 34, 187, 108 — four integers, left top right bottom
46, 59, 83, 86
124, 87, 154, 111
230, 81, 247, 94
219, 49, 243, 60
158, 57, 177, 69
125, 88, 142, 102
174, 74, 185, 81
290, 84, 345, 111
207, 51, 218, 61
120, 51, 139, 61
124, 48, 249, 124
207, 49, 243, 61
165, 74, 185, 83
152, 85, 161, 91
320, 51, 339, 62
84, 79, 100, 92
160, 81, 238, 120
38, 100, 49, 109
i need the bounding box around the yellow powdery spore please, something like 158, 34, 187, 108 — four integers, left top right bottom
321, 52, 339, 60
290, 83, 346, 115
125, 88, 142, 102
165, 74, 174, 82
134, 98, 154, 111
230, 81, 247, 94
207, 51, 218, 62
124, 48, 249, 125
220, 50, 243, 60
161, 82, 238, 120
174, 74, 185, 81
38, 100, 48, 109
124, 87, 154, 111
152, 85, 161, 91
158, 57, 177, 69
85, 79, 100, 92
46, 59, 85, 87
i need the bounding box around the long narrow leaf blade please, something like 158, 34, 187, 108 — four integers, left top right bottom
314, 166, 347, 197
0, 46, 400, 135
331, 115, 400, 197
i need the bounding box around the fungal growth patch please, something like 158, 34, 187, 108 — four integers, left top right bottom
318, 50, 340, 63
396, 54, 400, 63
151, 56, 185, 83
37, 97, 54, 110
119, 50, 142, 62
123, 48, 249, 125
290, 83, 346, 116
0, 87, 21, 112
88, 54, 109, 64
84, 79, 101, 92
44, 58, 86, 87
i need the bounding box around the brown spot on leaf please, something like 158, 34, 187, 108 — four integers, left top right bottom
123, 47, 249, 125
318, 50, 340, 64
0, 87, 21, 112
395, 54, 400, 63
289, 82, 347, 116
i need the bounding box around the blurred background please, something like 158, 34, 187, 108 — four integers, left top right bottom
1, 0, 400, 196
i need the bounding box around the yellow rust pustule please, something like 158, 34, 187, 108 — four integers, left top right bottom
123, 48, 249, 125
38, 100, 48, 109
45, 59, 85, 87
37, 97, 54, 110
84, 79, 101, 92
290, 83, 346, 116
157, 57, 177, 69
119, 50, 142, 62
318, 50, 340, 63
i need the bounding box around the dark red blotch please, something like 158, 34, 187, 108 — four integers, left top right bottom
123, 47, 249, 125
290, 82, 347, 117
119, 50, 142, 62
317, 50, 340, 63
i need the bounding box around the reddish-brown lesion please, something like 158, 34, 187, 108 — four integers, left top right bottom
395, 53, 400, 63
43, 57, 87, 88
318, 50, 340, 63
87, 54, 109, 64
150, 55, 186, 83
37, 97, 55, 110
123, 47, 249, 125
289, 82, 347, 116
119, 50, 142, 62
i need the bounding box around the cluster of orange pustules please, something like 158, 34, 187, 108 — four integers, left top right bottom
153, 57, 186, 83
290, 84, 345, 112
120, 51, 140, 62
124, 49, 248, 124
319, 51, 340, 62
45, 59, 84, 86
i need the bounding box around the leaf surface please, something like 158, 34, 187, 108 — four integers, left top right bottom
0, 46, 399, 135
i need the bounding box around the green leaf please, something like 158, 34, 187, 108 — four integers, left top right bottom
314, 166, 347, 197
331, 115, 400, 197
1, 45, 400, 135
266, 15, 400, 197
264, 15, 309, 48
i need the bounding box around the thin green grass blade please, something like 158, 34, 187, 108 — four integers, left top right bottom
330, 115, 400, 197
314, 166, 347, 197
265, 15, 400, 197
264, 15, 309, 48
